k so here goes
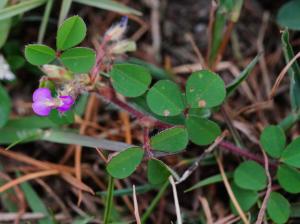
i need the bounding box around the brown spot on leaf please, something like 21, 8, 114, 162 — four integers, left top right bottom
198, 100, 206, 108
163, 110, 170, 116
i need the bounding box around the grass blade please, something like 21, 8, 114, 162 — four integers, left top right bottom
281, 29, 300, 112
38, 0, 54, 43
0, 0, 47, 21
226, 54, 261, 97
58, 0, 72, 26
103, 175, 114, 224
185, 172, 233, 192
73, 0, 141, 16
19, 176, 55, 224
97, 184, 155, 197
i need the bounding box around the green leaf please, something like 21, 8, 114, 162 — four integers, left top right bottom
0, 18, 11, 49
185, 115, 221, 145
186, 70, 225, 108
281, 30, 300, 111
20, 179, 54, 224
73, 0, 141, 16
277, 164, 300, 194
230, 183, 259, 214
0, 84, 11, 128
60, 47, 95, 73
188, 108, 211, 119
56, 15, 87, 50
97, 184, 155, 197
106, 147, 144, 179
277, 0, 300, 30
260, 125, 286, 158
24, 44, 56, 66
147, 80, 185, 116
49, 109, 74, 125
128, 96, 185, 125
267, 192, 291, 224
226, 54, 260, 97
147, 159, 170, 185
281, 137, 300, 168
150, 127, 188, 152
127, 58, 170, 80
110, 64, 152, 97
185, 172, 233, 192
233, 161, 267, 191
0, 0, 47, 21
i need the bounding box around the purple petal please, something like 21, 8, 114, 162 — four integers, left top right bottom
32, 88, 52, 102
119, 16, 128, 28
57, 96, 74, 112
32, 101, 52, 116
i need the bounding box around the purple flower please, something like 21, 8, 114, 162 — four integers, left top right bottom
32, 88, 54, 116
32, 88, 74, 116
57, 95, 74, 112
119, 16, 128, 28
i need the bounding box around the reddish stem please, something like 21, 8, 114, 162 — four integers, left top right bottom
219, 141, 278, 168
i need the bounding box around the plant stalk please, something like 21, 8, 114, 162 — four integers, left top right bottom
141, 181, 169, 223
103, 175, 114, 224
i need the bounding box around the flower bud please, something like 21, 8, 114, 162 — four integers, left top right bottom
105, 16, 128, 41
42, 64, 72, 80
110, 40, 136, 54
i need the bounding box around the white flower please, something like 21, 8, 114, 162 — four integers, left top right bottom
0, 54, 15, 81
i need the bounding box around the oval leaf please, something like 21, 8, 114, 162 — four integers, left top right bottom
281, 137, 300, 168
57, 16, 87, 50
106, 147, 144, 179
277, 164, 300, 194
186, 70, 226, 108
24, 44, 56, 66
0, 84, 11, 128
230, 183, 259, 214
147, 80, 185, 116
147, 159, 170, 185
110, 64, 151, 97
277, 0, 300, 30
233, 161, 267, 191
267, 192, 291, 224
150, 127, 188, 152
260, 125, 286, 158
185, 115, 221, 145
60, 47, 95, 73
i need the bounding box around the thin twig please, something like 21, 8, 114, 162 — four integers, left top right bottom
198, 196, 213, 224
176, 130, 228, 184
169, 176, 182, 224
216, 155, 249, 224
0, 170, 59, 193
255, 147, 272, 224
270, 51, 300, 98
133, 185, 141, 224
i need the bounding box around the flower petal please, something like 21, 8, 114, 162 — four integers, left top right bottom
57, 95, 74, 112
32, 101, 52, 116
32, 88, 52, 102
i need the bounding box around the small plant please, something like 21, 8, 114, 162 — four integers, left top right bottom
24, 15, 228, 180
21, 13, 300, 223
0, 1, 300, 222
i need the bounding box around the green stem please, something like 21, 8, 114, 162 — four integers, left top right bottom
103, 175, 114, 224
38, 0, 53, 43
278, 112, 300, 131
141, 181, 169, 224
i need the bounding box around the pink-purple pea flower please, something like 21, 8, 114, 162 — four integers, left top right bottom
32, 88, 74, 116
